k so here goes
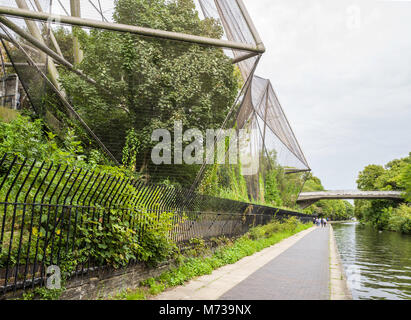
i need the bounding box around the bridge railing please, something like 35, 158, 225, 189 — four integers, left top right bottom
298, 190, 403, 200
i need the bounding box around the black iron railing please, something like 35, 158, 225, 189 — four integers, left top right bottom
0, 153, 311, 296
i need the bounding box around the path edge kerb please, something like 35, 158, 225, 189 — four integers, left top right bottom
329, 224, 353, 300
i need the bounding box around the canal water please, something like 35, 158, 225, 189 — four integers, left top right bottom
332, 222, 411, 300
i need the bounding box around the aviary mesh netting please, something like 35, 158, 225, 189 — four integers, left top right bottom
0, 0, 310, 206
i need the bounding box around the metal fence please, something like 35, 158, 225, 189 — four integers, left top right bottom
0, 153, 312, 296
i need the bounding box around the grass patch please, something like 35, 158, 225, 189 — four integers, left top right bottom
0, 106, 19, 123
114, 288, 147, 300
115, 217, 312, 300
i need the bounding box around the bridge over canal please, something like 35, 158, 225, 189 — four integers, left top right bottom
297, 190, 403, 209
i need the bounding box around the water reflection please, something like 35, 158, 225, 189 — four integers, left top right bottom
333, 222, 411, 300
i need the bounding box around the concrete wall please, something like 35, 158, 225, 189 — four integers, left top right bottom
2, 261, 175, 300
60, 262, 175, 300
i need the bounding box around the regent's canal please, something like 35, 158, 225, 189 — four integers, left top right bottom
332, 222, 411, 300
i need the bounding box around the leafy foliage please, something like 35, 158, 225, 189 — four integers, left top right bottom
0, 115, 177, 271
0, 114, 86, 165
264, 169, 283, 207
199, 150, 306, 211
354, 153, 410, 233
384, 204, 411, 234
122, 128, 140, 171
400, 159, 411, 202
76, 207, 176, 268
58, 0, 239, 183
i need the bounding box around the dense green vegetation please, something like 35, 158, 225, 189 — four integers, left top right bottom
58, 0, 239, 183
199, 150, 307, 210
0, 114, 100, 166
302, 173, 354, 220
2, 0, 240, 186
0, 115, 177, 272
400, 160, 411, 202
354, 153, 411, 233
1, 0, 313, 212
0, 115, 311, 291
115, 217, 311, 300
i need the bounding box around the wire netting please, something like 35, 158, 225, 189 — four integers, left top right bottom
0, 0, 310, 206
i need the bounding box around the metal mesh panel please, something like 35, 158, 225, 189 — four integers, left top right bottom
0, 0, 309, 200
196, 0, 309, 175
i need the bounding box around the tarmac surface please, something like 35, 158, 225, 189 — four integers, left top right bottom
220, 226, 330, 300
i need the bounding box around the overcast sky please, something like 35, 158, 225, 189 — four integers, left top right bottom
242, 0, 411, 190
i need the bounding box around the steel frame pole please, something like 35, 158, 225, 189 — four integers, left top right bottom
0, 6, 265, 54
0, 16, 96, 85
32, 0, 64, 58
70, 0, 83, 64
13, 0, 61, 90
235, 0, 265, 52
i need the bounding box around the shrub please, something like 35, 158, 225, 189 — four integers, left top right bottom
387, 204, 411, 234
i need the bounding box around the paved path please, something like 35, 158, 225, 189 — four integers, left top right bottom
153, 226, 332, 300
220, 226, 330, 300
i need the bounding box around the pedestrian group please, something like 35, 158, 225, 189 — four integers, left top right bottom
313, 217, 327, 227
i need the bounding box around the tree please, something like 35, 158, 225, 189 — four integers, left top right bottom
356, 164, 385, 191
355, 153, 410, 230
303, 173, 325, 192
59, 0, 239, 184
400, 156, 411, 202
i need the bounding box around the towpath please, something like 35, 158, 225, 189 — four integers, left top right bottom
152, 225, 344, 300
